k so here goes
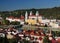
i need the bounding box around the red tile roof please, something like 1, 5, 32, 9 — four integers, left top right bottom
20, 16, 24, 19
8, 16, 14, 18
29, 14, 36, 17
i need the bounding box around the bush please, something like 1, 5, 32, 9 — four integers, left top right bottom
43, 36, 51, 43
2, 20, 10, 25
10, 21, 20, 25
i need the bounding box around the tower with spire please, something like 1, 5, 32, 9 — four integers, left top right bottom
36, 11, 39, 23
30, 11, 32, 16
25, 11, 28, 21
36, 11, 39, 16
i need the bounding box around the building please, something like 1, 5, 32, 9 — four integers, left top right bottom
25, 11, 42, 25
6, 11, 59, 28
25, 11, 59, 28
6, 15, 25, 25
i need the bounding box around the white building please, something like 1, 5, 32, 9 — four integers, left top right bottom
6, 17, 21, 22
6, 16, 25, 25
49, 22, 59, 28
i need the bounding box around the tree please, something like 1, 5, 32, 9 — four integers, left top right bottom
2, 20, 10, 25
10, 21, 20, 25
43, 36, 51, 43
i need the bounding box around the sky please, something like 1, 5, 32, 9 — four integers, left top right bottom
0, 0, 60, 11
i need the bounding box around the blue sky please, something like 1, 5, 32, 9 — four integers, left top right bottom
0, 0, 60, 11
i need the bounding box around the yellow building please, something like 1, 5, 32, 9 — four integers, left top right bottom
25, 11, 43, 25
25, 19, 37, 25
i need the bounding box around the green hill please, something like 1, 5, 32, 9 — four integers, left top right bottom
0, 7, 60, 19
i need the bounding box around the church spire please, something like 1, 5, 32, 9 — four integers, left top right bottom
36, 11, 39, 16
30, 11, 32, 16
25, 11, 28, 21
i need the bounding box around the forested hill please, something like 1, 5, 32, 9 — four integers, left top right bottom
0, 7, 60, 19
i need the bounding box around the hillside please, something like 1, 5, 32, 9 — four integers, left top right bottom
0, 7, 60, 19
